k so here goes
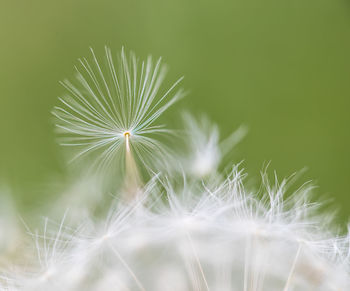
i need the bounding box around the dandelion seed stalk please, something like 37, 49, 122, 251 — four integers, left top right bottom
123, 131, 142, 200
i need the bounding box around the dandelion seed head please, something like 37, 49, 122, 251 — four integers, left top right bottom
2, 171, 350, 290
2, 48, 349, 291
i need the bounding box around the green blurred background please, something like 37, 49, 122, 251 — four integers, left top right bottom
0, 0, 349, 222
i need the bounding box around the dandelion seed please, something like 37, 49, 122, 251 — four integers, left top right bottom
53, 47, 185, 192
181, 113, 247, 178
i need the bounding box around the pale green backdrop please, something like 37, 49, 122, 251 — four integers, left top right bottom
0, 0, 349, 222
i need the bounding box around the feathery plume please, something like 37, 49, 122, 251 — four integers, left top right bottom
53, 47, 184, 195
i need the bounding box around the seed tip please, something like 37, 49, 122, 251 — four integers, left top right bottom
123, 131, 131, 138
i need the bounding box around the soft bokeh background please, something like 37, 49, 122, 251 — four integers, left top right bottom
0, 0, 349, 222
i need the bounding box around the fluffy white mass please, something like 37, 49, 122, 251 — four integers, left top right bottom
1, 170, 349, 290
